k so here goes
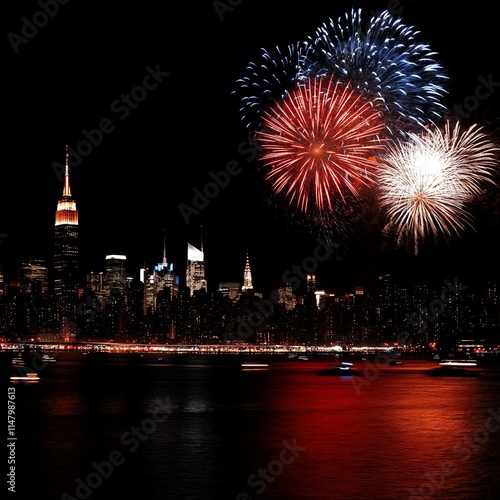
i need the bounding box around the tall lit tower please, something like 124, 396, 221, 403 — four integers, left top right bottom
186, 226, 207, 296
241, 250, 253, 292
53, 145, 79, 331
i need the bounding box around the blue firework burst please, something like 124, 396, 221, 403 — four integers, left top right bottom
233, 42, 309, 132
299, 9, 449, 137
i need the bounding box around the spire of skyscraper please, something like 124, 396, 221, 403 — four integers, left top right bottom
63, 144, 72, 198
162, 228, 168, 267
242, 250, 253, 292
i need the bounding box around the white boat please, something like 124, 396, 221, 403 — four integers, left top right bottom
297, 355, 309, 361
438, 359, 477, 367
320, 361, 354, 375
11, 353, 25, 366
390, 359, 403, 366
10, 372, 40, 382
42, 354, 57, 363
241, 361, 269, 370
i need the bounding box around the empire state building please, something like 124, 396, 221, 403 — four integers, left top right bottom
53, 145, 79, 330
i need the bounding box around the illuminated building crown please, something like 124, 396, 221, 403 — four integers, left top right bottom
55, 145, 78, 226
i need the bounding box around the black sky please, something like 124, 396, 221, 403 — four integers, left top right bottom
3, 0, 500, 296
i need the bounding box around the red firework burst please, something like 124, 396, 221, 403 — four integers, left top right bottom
255, 76, 387, 213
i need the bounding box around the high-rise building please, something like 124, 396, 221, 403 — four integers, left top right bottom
219, 282, 241, 301
105, 254, 127, 299
154, 231, 178, 298
306, 274, 316, 294
53, 145, 79, 332
186, 229, 206, 296
20, 257, 49, 296
186, 243, 206, 295
241, 250, 253, 292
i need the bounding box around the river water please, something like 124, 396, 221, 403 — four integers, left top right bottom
4, 352, 500, 499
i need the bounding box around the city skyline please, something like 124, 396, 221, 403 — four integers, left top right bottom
3, 0, 500, 296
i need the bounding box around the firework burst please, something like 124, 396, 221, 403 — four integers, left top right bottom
234, 42, 308, 133
300, 9, 448, 137
377, 120, 500, 254
255, 76, 387, 214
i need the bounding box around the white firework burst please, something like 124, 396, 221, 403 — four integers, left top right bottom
377, 120, 499, 253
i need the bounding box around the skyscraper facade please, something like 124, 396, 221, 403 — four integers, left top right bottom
53, 146, 79, 331
186, 243, 206, 296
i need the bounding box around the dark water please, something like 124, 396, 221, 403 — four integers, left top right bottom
4, 352, 500, 500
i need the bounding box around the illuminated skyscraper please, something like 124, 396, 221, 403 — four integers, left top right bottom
186, 234, 206, 296
20, 257, 49, 296
53, 145, 79, 331
105, 254, 127, 299
241, 250, 253, 292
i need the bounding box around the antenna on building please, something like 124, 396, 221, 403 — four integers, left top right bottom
162, 228, 167, 267
63, 144, 72, 197
200, 224, 204, 254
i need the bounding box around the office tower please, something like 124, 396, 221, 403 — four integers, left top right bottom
20, 257, 49, 296
306, 274, 316, 294
104, 254, 128, 305
53, 145, 79, 331
154, 230, 178, 298
278, 282, 294, 311
219, 282, 241, 301
186, 228, 206, 295
241, 250, 253, 292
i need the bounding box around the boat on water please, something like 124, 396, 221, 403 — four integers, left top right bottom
438, 359, 477, 367
297, 355, 309, 361
430, 359, 479, 377
241, 361, 269, 370
10, 372, 40, 382
11, 353, 25, 366
319, 361, 355, 375
42, 354, 57, 363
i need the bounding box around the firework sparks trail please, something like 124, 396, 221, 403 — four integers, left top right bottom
234, 42, 309, 133
377, 120, 500, 254
256, 76, 387, 214
300, 9, 448, 137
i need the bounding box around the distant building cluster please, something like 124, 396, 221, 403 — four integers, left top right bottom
0, 148, 499, 348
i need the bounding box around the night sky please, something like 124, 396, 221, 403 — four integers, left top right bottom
3, 0, 500, 296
